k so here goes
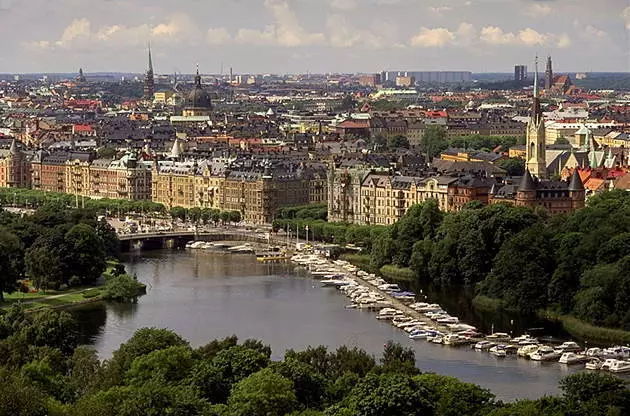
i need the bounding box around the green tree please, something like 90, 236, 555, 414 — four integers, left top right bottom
0, 230, 24, 302
560, 372, 630, 416
102, 274, 144, 303
228, 369, 297, 416
387, 135, 410, 149
188, 207, 202, 224
381, 341, 418, 375
415, 373, 495, 416
421, 125, 448, 159
96, 146, 118, 159
0, 368, 49, 416
64, 223, 107, 284
126, 345, 195, 385
20, 310, 78, 356
270, 359, 327, 410
212, 345, 270, 385
496, 157, 525, 176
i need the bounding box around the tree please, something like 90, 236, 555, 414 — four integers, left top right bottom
25, 244, 65, 290
0, 368, 49, 416
496, 157, 525, 176
270, 359, 327, 410
339, 95, 357, 112
560, 372, 630, 415
126, 345, 195, 385
188, 207, 202, 224
95, 219, 119, 259
20, 310, 78, 356
421, 125, 448, 159
102, 274, 144, 303
170, 206, 187, 222
387, 135, 410, 149
0, 230, 24, 302
228, 369, 297, 416
229, 210, 242, 224
212, 345, 270, 385
415, 373, 495, 416
96, 146, 118, 159
64, 223, 107, 284
381, 341, 418, 375
331, 373, 433, 416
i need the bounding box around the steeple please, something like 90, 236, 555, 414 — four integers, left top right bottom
544, 55, 553, 91
143, 43, 155, 99
568, 169, 584, 192
194, 64, 201, 87
526, 56, 547, 179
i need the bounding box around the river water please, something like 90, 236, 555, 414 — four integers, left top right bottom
72, 250, 584, 401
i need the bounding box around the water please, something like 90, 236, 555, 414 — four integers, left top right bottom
72, 250, 583, 401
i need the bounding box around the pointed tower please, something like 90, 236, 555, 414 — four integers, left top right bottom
143, 44, 155, 100
544, 55, 553, 91
568, 169, 585, 210
526, 56, 547, 179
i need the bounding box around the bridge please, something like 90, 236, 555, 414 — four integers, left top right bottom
117, 229, 279, 252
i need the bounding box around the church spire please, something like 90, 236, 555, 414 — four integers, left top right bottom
544, 55, 553, 91
143, 43, 155, 99
148, 43, 154, 73
526, 55, 547, 179
194, 64, 201, 87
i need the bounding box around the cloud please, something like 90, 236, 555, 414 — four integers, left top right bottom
409, 27, 455, 47
429, 6, 452, 15
329, 0, 357, 10
525, 3, 553, 17
584, 25, 609, 40
327, 14, 387, 48
624, 6, 630, 30
206, 27, 231, 45
29, 14, 196, 50
232, 0, 325, 47
479, 26, 558, 46
556, 33, 571, 48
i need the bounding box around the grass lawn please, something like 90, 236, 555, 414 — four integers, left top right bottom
2, 287, 103, 311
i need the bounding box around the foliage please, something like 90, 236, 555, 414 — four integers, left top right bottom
0, 230, 24, 301
420, 125, 448, 159
102, 274, 144, 303
228, 368, 298, 416
496, 157, 525, 176
275, 203, 328, 221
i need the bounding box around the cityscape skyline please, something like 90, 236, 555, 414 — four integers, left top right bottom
0, 0, 628, 73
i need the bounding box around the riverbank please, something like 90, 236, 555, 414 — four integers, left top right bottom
541, 310, 630, 345
1, 287, 105, 311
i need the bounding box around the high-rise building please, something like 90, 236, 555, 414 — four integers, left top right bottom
526, 57, 547, 179
143, 45, 155, 99
514, 65, 527, 82
544, 56, 553, 91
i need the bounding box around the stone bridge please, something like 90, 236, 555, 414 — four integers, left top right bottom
117, 230, 275, 252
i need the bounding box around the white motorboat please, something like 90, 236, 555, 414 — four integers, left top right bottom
517, 344, 539, 358
486, 332, 511, 342
474, 340, 495, 350
409, 330, 430, 340
489, 345, 507, 357
559, 352, 588, 365
443, 334, 471, 346
585, 348, 602, 357
436, 316, 459, 325
555, 341, 582, 353
530, 346, 562, 361
609, 360, 630, 374
585, 358, 604, 370
321, 279, 350, 287
430, 336, 444, 344
602, 346, 630, 359
601, 359, 618, 371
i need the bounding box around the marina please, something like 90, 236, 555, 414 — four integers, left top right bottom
291, 251, 630, 375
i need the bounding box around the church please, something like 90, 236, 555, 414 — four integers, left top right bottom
490, 58, 586, 215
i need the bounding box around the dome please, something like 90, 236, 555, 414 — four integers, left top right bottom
187, 86, 212, 109
186, 68, 212, 110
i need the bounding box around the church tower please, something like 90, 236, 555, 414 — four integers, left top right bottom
544, 55, 553, 91
526, 57, 547, 179
143, 44, 155, 100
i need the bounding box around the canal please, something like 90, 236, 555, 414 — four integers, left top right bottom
72, 249, 583, 401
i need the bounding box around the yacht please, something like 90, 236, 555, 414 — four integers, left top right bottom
555, 341, 582, 353
608, 360, 630, 374
512, 335, 539, 345
559, 352, 588, 365
486, 332, 511, 342
321, 279, 350, 288
530, 346, 562, 361
409, 330, 430, 340
585, 358, 604, 370
430, 335, 444, 344
376, 308, 399, 320
517, 344, 539, 358
489, 345, 507, 358
602, 346, 630, 359
436, 316, 459, 325
443, 334, 471, 346
601, 358, 618, 371
474, 340, 495, 350
585, 348, 602, 357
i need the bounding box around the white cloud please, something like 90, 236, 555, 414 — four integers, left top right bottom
525, 4, 553, 17
584, 25, 609, 39
480, 26, 556, 46
556, 33, 571, 48
329, 0, 357, 11
624, 7, 630, 30
326, 14, 387, 48
410, 27, 455, 47
429, 6, 452, 15
233, 0, 325, 47
206, 28, 231, 45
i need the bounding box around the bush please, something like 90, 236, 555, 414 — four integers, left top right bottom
102, 274, 144, 302
68, 276, 83, 288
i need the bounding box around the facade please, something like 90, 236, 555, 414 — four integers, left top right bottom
0, 140, 30, 188
514, 65, 527, 82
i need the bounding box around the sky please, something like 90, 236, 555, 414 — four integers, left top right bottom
1, 0, 629, 74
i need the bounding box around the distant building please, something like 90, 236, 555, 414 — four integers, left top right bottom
143, 46, 155, 100
359, 74, 381, 87
514, 65, 527, 82
182, 67, 212, 117
382, 71, 472, 84
395, 76, 415, 88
